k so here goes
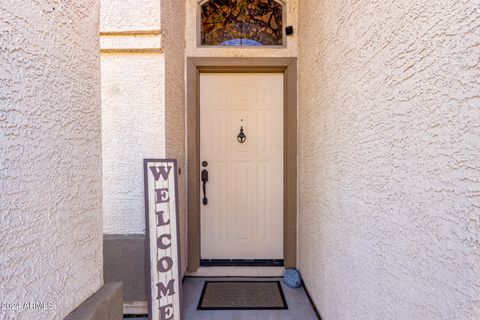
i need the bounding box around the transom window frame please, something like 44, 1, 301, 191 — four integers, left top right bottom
197, 0, 287, 48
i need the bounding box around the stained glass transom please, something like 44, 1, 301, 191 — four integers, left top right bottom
200, 0, 284, 46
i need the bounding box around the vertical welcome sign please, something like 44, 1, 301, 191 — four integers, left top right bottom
144, 159, 182, 320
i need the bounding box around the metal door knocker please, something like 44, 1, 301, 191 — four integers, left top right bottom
237, 126, 246, 143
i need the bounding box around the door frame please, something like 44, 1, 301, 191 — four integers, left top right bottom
186, 57, 297, 272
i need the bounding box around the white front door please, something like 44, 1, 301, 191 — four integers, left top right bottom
200, 72, 284, 260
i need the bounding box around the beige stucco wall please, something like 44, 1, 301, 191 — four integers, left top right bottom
101, 0, 186, 271
101, 0, 160, 31
297, 0, 480, 319
186, 0, 298, 57
0, 2, 103, 320
101, 53, 166, 234
101, 0, 165, 235
162, 0, 187, 273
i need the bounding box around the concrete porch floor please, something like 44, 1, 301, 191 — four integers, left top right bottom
182, 277, 319, 320
123, 277, 319, 320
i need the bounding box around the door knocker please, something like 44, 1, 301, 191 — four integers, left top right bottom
237, 126, 246, 143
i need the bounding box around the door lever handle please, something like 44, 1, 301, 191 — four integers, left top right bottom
201, 169, 209, 205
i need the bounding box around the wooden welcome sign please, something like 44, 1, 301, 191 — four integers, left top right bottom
144, 159, 182, 320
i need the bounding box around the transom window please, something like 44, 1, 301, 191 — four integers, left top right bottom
200, 0, 285, 47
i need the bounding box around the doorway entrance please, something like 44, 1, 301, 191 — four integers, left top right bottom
200, 73, 284, 261
187, 58, 297, 272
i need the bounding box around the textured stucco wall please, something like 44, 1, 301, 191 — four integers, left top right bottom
0, 2, 103, 320
297, 0, 480, 319
101, 0, 165, 235
186, 0, 298, 57
161, 0, 187, 274
101, 0, 187, 274
100, 0, 160, 31
101, 53, 165, 234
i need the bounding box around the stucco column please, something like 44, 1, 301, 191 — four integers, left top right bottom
0, 2, 104, 319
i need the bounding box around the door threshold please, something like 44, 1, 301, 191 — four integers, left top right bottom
200, 259, 284, 267
185, 266, 285, 278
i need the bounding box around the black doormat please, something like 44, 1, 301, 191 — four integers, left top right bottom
197, 281, 288, 310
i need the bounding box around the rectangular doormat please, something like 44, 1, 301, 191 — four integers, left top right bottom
197, 281, 288, 310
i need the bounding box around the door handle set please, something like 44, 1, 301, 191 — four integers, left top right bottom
202, 125, 247, 206
201, 161, 208, 205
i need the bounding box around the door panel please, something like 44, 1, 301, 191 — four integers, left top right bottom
200, 73, 284, 260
